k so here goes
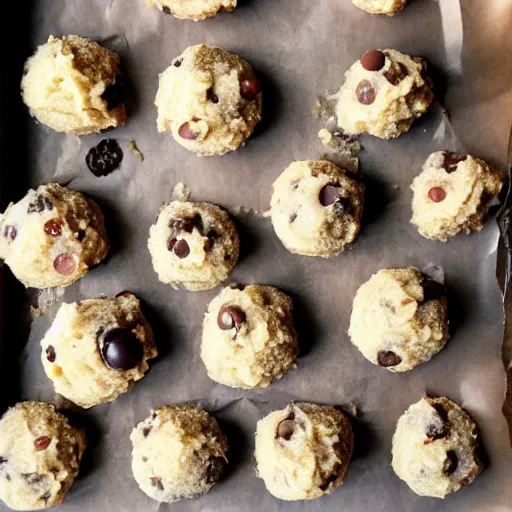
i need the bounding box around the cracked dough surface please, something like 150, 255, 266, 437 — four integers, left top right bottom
0, 401, 86, 511
146, 0, 236, 20
148, 201, 239, 291
201, 285, 299, 389
336, 49, 433, 139
21, 35, 126, 135
155, 44, 262, 156
0, 183, 109, 289
410, 151, 505, 241
270, 160, 364, 257
130, 404, 228, 503
349, 267, 448, 372
392, 397, 484, 498
255, 402, 353, 501
352, 0, 407, 15
40, 293, 157, 408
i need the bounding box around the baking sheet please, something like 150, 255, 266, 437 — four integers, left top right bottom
2, 0, 512, 510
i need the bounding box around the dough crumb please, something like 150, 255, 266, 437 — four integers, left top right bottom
231, 205, 266, 216
126, 139, 144, 161
173, 182, 191, 202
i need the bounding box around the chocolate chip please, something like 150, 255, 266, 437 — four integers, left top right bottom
443, 152, 466, 173
34, 436, 51, 451
319, 468, 340, 491
43, 219, 62, 237
3, 225, 17, 240
443, 450, 458, 474
151, 477, 164, 490
291, 180, 299, 190
206, 457, 225, 484
204, 237, 215, 252
432, 403, 449, 422
169, 214, 202, 235
162, 6, 172, 14
46, 346, 56, 363
53, 253, 77, 276
40, 492, 51, 502
86, 139, 123, 177
206, 87, 219, 104
217, 305, 246, 330
356, 80, 376, 105
173, 239, 190, 258
28, 196, 53, 213
276, 419, 295, 440
0, 457, 7, 464
428, 187, 446, 203
240, 76, 260, 101
377, 350, 401, 367
23, 473, 44, 484
99, 328, 143, 371
289, 213, 297, 223
101, 80, 124, 111
173, 58, 183, 67
426, 422, 449, 441
383, 62, 408, 86
319, 184, 342, 206
422, 279, 446, 302
5, 475, 10, 481
178, 122, 200, 140
77, 230, 86, 241
360, 50, 385, 71
143, 427, 152, 437
142, 456, 148, 462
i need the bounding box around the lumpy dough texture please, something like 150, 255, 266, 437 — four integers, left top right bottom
255, 402, 353, 501
131, 405, 228, 503
0, 184, 109, 289
392, 397, 483, 498
148, 201, 239, 291
147, 0, 236, 20
155, 44, 262, 156
270, 160, 364, 257
352, 0, 407, 15
349, 267, 448, 372
21, 35, 126, 135
411, 151, 505, 242
0, 402, 86, 511
201, 285, 299, 389
336, 49, 433, 139
40, 293, 157, 408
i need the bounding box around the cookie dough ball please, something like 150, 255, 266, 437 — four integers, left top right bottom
0, 184, 109, 289
0, 401, 86, 511
411, 152, 505, 242
201, 285, 298, 389
21, 35, 126, 135
255, 402, 353, 500
131, 404, 228, 503
392, 397, 484, 498
148, 201, 239, 291
349, 267, 448, 372
270, 160, 364, 257
352, 0, 407, 15
336, 49, 433, 139
40, 292, 157, 408
147, 0, 236, 20
155, 44, 262, 156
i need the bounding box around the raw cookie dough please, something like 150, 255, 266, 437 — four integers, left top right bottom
147, 0, 236, 20
0, 401, 86, 511
21, 35, 126, 135
130, 404, 228, 503
200, 284, 299, 389
40, 292, 157, 408
411, 151, 505, 241
349, 267, 448, 372
0, 183, 109, 289
392, 396, 484, 498
270, 160, 364, 257
148, 201, 239, 291
336, 49, 433, 139
352, 0, 407, 15
255, 402, 353, 501
155, 44, 261, 156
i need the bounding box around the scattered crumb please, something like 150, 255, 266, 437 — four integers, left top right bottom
126, 139, 144, 161
318, 128, 333, 146
29, 305, 43, 320
346, 402, 358, 417
35, 287, 65, 320
231, 205, 267, 216
173, 182, 191, 202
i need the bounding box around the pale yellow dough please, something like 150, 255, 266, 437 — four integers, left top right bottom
392, 397, 483, 498
21, 35, 126, 135
254, 402, 353, 501
410, 151, 505, 241
0, 402, 86, 511
130, 405, 228, 503
352, 0, 407, 15
200, 285, 299, 389
146, 0, 236, 20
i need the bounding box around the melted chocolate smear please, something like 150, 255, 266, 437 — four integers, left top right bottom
86, 139, 123, 177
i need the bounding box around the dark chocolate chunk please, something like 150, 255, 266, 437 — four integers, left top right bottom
173, 239, 190, 258
34, 436, 51, 451
383, 62, 408, 86
86, 139, 123, 177
23, 473, 44, 484
162, 6, 172, 14
319, 184, 342, 206
356, 80, 376, 105
76, 230, 86, 241
0, 457, 7, 464
43, 219, 62, 237
443, 450, 458, 474
276, 419, 295, 441
151, 477, 164, 490
178, 122, 200, 140
53, 253, 77, 276
426, 422, 449, 441
101, 80, 124, 111
143, 427, 152, 437
240, 76, 260, 101
428, 187, 446, 203
217, 305, 246, 330
360, 50, 385, 71
169, 214, 202, 235
173, 58, 183, 67
443, 152, 466, 173
377, 350, 402, 367
40, 492, 51, 502
99, 328, 143, 371
289, 213, 297, 223
28, 196, 53, 214
206, 87, 219, 104
3, 225, 17, 240
46, 345, 56, 363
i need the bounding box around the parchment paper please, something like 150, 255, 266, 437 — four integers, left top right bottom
2, 0, 512, 510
